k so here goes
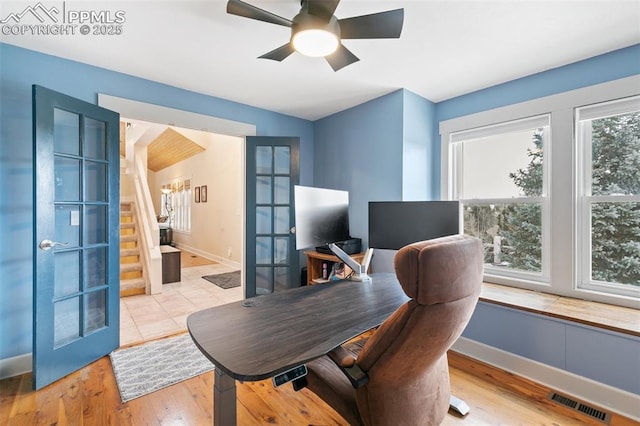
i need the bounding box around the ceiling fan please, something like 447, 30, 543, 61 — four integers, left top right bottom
226, 0, 404, 71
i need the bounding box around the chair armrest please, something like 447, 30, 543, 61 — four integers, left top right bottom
327, 346, 369, 389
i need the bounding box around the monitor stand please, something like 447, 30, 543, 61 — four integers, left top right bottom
328, 243, 374, 283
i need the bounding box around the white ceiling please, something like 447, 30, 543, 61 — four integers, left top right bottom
2, 0, 639, 120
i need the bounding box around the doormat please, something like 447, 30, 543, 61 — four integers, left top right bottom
109, 333, 214, 402
202, 270, 241, 289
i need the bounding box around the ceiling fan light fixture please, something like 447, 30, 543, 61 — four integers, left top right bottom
292, 28, 339, 57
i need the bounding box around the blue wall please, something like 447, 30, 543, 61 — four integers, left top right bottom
313, 89, 437, 245
313, 90, 405, 246
464, 302, 640, 395
402, 90, 437, 200
0, 43, 314, 360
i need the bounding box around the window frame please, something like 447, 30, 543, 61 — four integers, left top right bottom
160, 177, 192, 234
440, 75, 640, 308
576, 96, 640, 299
450, 115, 551, 284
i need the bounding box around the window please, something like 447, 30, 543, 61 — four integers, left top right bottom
161, 178, 192, 233
440, 76, 639, 307
577, 97, 640, 298
450, 116, 550, 282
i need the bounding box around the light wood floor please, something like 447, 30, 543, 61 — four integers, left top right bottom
1, 350, 635, 425
180, 249, 217, 268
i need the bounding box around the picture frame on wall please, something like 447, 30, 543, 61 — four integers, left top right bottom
195, 186, 200, 203
201, 185, 207, 203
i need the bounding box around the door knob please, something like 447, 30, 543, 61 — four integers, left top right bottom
39, 239, 70, 251
290, 227, 296, 234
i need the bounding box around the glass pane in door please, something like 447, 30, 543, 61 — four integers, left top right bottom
54, 157, 81, 201
51, 108, 110, 345
55, 205, 81, 248
85, 247, 107, 289
274, 146, 290, 174
256, 207, 272, 234
274, 267, 289, 292
54, 109, 80, 156
54, 251, 80, 298
253, 143, 296, 295
274, 177, 289, 204
256, 146, 273, 174
256, 177, 272, 204
256, 267, 273, 295
84, 117, 107, 160
274, 207, 289, 234
84, 205, 107, 244
54, 297, 80, 347
85, 290, 107, 333
85, 161, 107, 201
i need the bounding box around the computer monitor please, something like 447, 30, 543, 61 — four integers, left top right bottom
293, 185, 350, 250
294, 185, 373, 282
368, 201, 460, 250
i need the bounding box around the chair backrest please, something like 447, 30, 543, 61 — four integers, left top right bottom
355, 234, 483, 425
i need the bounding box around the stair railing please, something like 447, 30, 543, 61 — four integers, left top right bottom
132, 157, 162, 294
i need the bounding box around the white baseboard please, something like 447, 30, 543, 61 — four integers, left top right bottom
0, 352, 32, 380
174, 243, 242, 271
452, 337, 640, 421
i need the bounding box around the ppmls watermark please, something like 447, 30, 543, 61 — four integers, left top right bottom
1, 2, 126, 36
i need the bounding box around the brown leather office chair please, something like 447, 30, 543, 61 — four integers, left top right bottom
304, 234, 483, 425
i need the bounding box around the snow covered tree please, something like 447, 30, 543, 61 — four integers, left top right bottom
589, 112, 640, 285
497, 130, 544, 272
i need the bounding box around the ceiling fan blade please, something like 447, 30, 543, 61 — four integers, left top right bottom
325, 44, 359, 72
227, 0, 292, 27
259, 43, 295, 62
339, 9, 404, 39
305, 0, 340, 21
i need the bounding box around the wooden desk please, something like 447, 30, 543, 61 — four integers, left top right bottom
187, 273, 408, 426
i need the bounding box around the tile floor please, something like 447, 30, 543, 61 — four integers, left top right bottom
120, 263, 243, 347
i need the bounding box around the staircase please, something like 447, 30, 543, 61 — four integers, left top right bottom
120, 202, 146, 297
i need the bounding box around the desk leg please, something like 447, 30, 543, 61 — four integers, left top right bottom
214, 368, 237, 426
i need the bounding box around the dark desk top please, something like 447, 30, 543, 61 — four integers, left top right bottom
187, 273, 409, 381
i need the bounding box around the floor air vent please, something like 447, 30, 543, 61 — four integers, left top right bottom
548, 392, 611, 424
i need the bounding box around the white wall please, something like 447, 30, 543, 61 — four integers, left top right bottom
146, 169, 159, 214
152, 130, 243, 264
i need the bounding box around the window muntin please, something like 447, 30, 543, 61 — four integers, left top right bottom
452, 116, 549, 280
577, 97, 640, 296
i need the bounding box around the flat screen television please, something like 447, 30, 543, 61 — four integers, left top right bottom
368, 201, 460, 250
294, 185, 350, 250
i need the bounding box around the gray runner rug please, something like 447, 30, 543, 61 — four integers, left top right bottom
109, 333, 214, 402
202, 270, 241, 289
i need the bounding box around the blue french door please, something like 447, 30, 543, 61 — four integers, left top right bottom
245, 137, 300, 298
32, 85, 120, 389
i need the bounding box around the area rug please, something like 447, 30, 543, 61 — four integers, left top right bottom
109, 333, 214, 402
202, 270, 241, 289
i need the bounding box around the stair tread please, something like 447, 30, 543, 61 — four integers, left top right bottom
120, 277, 145, 285
120, 222, 136, 229
120, 277, 145, 292
120, 234, 138, 242
120, 248, 140, 256
120, 262, 142, 272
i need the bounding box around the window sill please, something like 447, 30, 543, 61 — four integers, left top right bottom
480, 283, 640, 337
